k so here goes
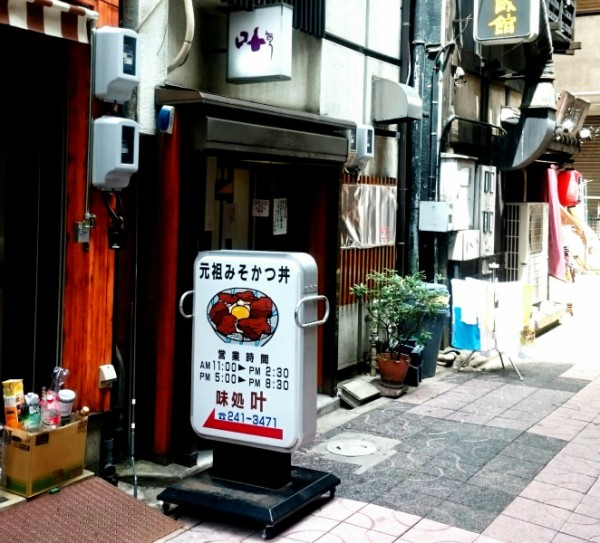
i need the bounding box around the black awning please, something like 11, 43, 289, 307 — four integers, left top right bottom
156, 88, 354, 163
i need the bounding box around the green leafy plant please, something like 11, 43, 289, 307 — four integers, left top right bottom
350, 269, 448, 357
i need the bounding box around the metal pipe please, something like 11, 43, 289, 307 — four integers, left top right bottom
427, 42, 455, 202
409, 38, 426, 274
397, 1, 413, 275
167, 0, 195, 74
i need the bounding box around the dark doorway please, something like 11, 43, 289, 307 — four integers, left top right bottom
0, 26, 67, 397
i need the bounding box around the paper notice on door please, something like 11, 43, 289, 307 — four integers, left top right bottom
252, 199, 270, 217
273, 198, 288, 235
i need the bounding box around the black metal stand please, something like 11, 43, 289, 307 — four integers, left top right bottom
157, 443, 340, 540
454, 348, 523, 380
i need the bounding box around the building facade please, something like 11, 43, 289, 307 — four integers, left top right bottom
0, 0, 588, 471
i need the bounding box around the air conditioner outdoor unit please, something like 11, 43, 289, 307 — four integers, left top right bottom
503, 202, 549, 304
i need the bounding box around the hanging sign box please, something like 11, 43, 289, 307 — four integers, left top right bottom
227, 4, 293, 83
186, 250, 328, 453
474, 0, 539, 45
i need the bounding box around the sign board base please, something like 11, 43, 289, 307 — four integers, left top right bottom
157, 464, 340, 540
211, 441, 292, 489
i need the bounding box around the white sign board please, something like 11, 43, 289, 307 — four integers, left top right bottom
190, 250, 328, 453
227, 4, 293, 83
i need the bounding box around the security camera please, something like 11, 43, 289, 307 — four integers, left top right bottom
454, 67, 466, 87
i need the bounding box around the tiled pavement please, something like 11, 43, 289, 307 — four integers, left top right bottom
147, 273, 600, 542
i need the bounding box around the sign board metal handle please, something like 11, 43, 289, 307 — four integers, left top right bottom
179, 290, 194, 319
294, 295, 329, 328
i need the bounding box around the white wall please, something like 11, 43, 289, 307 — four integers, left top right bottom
322, 0, 402, 178
131, 0, 405, 136
554, 15, 600, 116
123, 0, 169, 134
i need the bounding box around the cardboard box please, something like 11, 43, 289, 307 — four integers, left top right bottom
2, 416, 87, 497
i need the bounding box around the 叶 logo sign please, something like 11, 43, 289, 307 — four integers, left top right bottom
228, 4, 293, 83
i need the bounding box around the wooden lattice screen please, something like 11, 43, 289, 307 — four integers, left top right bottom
339, 174, 397, 306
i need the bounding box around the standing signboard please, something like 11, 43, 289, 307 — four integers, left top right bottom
188, 250, 328, 453
160, 250, 338, 539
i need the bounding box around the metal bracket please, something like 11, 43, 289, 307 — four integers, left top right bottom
73, 213, 96, 244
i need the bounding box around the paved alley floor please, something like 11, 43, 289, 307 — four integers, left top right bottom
151, 273, 600, 542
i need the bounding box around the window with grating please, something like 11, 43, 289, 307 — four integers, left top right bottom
220, 0, 326, 37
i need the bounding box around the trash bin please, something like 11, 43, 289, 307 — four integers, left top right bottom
421, 283, 450, 378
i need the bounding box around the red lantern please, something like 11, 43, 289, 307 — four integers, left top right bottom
557, 170, 583, 207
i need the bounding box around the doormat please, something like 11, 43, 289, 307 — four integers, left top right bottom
0, 476, 183, 543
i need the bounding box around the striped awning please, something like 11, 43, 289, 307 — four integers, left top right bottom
0, 0, 98, 43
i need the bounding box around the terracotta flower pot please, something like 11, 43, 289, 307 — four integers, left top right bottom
377, 352, 411, 387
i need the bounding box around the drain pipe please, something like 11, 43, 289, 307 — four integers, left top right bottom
409, 36, 426, 275
409, 0, 439, 274
427, 42, 455, 202
397, 0, 413, 275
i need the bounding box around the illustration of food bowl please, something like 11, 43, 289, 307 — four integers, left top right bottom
207, 288, 278, 346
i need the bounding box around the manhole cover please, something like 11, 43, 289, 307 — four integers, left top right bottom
326, 439, 378, 457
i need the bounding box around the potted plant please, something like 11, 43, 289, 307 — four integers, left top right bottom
350, 269, 448, 386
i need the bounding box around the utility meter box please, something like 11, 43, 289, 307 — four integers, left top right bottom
92, 116, 139, 190
448, 229, 480, 261
476, 165, 497, 257
439, 153, 476, 230
345, 124, 374, 171
419, 201, 455, 232
188, 250, 329, 453
94, 27, 139, 104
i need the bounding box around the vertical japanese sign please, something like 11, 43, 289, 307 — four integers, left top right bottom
190, 250, 326, 453
227, 4, 293, 83
474, 0, 539, 45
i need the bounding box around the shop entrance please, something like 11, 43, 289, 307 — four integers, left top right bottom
179, 155, 341, 393
208, 160, 317, 254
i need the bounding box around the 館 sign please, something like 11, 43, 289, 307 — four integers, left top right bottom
188, 250, 328, 454
474, 0, 540, 45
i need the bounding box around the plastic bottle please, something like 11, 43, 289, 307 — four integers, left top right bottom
41, 390, 60, 429
23, 392, 42, 432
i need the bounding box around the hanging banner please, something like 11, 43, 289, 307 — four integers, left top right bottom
340, 184, 397, 248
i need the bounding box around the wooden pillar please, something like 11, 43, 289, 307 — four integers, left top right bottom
63, 43, 113, 413
153, 115, 181, 460
62, 4, 120, 412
